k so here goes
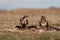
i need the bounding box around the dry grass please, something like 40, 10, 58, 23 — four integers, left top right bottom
0, 31, 60, 40
0, 8, 60, 29
0, 8, 60, 40
0, 13, 60, 29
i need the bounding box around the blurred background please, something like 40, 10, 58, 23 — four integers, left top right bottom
0, 0, 60, 29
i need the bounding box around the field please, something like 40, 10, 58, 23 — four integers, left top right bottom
0, 31, 60, 40
0, 8, 60, 40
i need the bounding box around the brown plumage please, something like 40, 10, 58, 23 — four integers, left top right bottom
39, 16, 49, 30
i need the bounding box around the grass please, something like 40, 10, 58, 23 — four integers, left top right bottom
0, 9, 60, 40
52, 23, 60, 27
0, 31, 60, 40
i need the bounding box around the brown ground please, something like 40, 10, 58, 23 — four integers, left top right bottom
0, 8, 60, 29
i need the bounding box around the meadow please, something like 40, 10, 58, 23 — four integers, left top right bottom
0, 7, 60, 40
